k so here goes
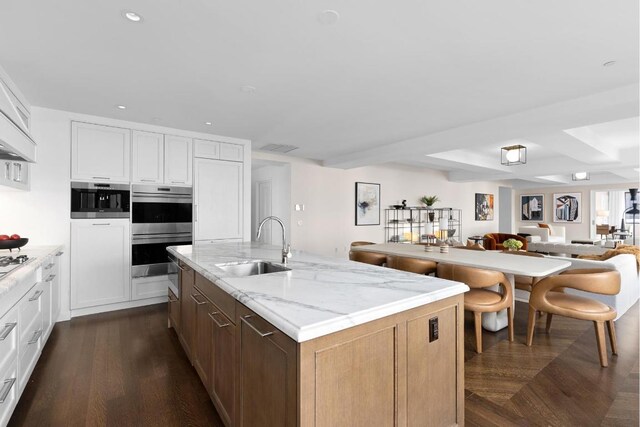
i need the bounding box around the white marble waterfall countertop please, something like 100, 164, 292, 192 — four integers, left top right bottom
167, 242, 468, 342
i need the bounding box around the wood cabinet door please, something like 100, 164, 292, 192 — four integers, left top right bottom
210, 309, 236, 426
71, 122, 130, 182
194, 158, 243, 241
237, 304, 297, 427
179, 264, 195, 361
164, 135, 192, 186
193, 289, 212, 391
70, 220, 131, 309
132, 130, 164, 183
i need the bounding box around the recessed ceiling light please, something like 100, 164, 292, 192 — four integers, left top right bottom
122, 11, 143, 23
116, 105, 126, 110
240, 85, 256, 93
603, 60, 616, 67
318, 10, 340, 25
205, 122, 212, 126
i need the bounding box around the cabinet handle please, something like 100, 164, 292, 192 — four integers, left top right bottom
28, 329, 43, 345
28, 290, 43, 301
194, 204, 197, 222
141, 179, 155, 182
92, 223, 111, 226
0, 323, 17, 340
44, 263, 55, 270
208, 311, 230, 328
190, 294, 206, 305
45, 274, 56, 282
241, 315, 274, 337
13, 163, 22, 182
92, 176, 111, 180
171, 180, 185, 184
55, 251, 64, 257
0, 378, 16, 404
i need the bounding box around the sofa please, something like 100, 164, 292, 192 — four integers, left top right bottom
483, 233, 528, 251
518, 225, 566, 243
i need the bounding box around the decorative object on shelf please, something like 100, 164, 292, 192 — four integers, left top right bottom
501, 144, 527, 165
503, 238, 523, 251
384, 207, 462, 245
439, 245, 449, 253
553, 192, 581, 223
520, 194, 544, 221
355, 182, 380, 226
401, 199, 407, 209
571, 171, 590, 181
475, 193, 494, 221
420, 195, 439, 208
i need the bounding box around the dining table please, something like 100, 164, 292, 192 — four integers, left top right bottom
351, 243, 572, 331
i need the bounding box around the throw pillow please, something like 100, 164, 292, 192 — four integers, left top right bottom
538, 223, 552, 235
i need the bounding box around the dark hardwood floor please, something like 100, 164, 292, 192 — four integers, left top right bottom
10, 301, 639, 426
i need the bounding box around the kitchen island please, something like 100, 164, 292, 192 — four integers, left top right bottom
168, 242, 468, 427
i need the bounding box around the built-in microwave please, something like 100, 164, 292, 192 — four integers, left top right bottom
70, 182, 130, 218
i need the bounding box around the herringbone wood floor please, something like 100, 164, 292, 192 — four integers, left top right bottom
10, 301, 639, 426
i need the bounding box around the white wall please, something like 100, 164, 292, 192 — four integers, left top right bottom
253, 151, 508, 257
0, 106, 250, 321
514, 183, 638, 241
251, 162, 291, 246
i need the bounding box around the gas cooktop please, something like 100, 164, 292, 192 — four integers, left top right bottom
0, 254, 31, 279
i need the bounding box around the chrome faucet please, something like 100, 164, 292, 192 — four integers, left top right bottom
256, 216, 292, 265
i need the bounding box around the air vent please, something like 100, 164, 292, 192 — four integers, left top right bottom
258, 144, 299, 153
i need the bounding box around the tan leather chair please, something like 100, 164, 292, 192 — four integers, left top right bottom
387, 256, 437, 275
350, 241, 376, 247
526, 268, 621, 367
500, 250, 545, 293
349, 250, 387, 266
437, 264, 514, 353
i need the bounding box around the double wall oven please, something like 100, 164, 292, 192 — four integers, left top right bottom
131, 184, 192, 280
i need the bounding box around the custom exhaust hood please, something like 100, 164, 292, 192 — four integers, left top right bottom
0, 78, 36, 162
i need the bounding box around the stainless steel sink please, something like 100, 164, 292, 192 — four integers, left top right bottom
216, 261, 290, 277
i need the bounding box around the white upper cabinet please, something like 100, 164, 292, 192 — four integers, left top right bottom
132, 130, 164, 184
71, 122, 131, 182
219, 143, 243, 162
194, 139, 243, 162
165, 135, 192, 186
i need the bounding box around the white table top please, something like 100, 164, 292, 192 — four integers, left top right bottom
168, 242, 468, 343
353, 243, 572, 277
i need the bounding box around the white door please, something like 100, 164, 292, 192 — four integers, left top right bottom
71, 122, 131, 182
71, 220, 131, 309
165, 135, 192, 186
255, 180, 273, 244
195, 158, 243, 241
132, 130, 164, 183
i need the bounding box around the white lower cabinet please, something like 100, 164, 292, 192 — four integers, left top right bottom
0, 360, 18, 427
71, 220, 131, 309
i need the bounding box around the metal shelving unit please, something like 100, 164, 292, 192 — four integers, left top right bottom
384, 207, 462, 244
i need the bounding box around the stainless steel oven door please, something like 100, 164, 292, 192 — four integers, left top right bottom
131, 233, 192, 279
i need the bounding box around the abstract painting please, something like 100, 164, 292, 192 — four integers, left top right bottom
520, 194, 544, 221
475, 193, 494, 221
355, 182, 380, 226
553, 193, 581, 223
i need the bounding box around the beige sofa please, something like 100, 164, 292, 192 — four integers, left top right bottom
518, 225, 566, 243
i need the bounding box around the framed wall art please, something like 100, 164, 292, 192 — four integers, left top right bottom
475, 193, 494, 221
520, 194, 544, 221
553, 192, 581, 223
355, 182, 380, 226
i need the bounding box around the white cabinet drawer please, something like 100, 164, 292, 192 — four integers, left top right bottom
18, 328, 41, 394
194, 139, 219, 159
0, 306, 18, 377
132, 276, 170, 301
19, 282, 43, 351
0, 360, 18, 427
219, 143, 243, 162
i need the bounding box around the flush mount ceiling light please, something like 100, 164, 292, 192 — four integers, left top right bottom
318, 10, 340, 25
205, 122, 212, 126
116, 105, 126, 110
572, 172, 590, 181
501, 144, 526, 166
240, 85, 256, 93
603, 60, 617, 67
122, 11, 143, 22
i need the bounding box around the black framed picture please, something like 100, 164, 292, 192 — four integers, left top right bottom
475, 193, 494, 221
520, 194, 544, 221
355, 182, 380, 226
553, 192, 581, 223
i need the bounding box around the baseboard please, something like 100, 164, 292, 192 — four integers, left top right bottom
70, 296, 167, 318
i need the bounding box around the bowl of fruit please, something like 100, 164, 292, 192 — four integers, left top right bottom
0, 234, 28, 251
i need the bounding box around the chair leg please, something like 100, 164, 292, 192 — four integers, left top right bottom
607, 320, 618, 355
474, 312, 483, 354
594, 321, 608, 367
526, 306, 537, 346
545, 313, 553, 333
507, 306, 514, 342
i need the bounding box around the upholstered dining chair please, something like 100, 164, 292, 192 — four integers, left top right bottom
387, 255, 437, 275
349, 250, 387, 266
500, 250, 545, 293
483, 233, 528, 251
437, 263, 514, 353
350, 241, 376, 247
526, 268, 621, 367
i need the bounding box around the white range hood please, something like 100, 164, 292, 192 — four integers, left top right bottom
0, 78, 36, 162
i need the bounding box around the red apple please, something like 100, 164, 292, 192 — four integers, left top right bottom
0, 235, 9, 241
10, 234, 20, 240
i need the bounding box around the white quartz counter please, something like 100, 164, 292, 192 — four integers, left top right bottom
0, 245, 64, 317
167, 242, 469, 343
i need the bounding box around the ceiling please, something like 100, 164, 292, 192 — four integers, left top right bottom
0, 0, 638, 187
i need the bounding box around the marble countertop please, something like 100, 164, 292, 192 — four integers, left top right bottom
168, 242, 468, 343
0, 245, 64, 317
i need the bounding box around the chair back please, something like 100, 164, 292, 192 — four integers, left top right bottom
437, 263, 510, 291
558, 268, 621, 295
387, 256, 436, 274
350, 241, 375, 247
349, 250, 387, 266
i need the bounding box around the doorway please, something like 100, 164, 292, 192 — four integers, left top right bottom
251, 160, 291, 246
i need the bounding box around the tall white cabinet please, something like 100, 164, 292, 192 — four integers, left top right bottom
71, 122, 131, 182
70, 220, 131, 309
